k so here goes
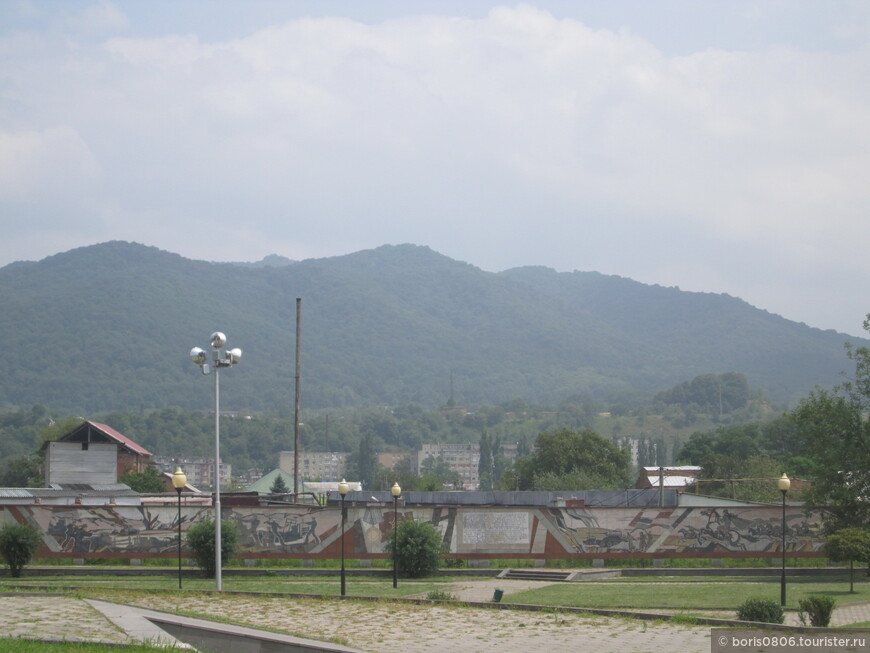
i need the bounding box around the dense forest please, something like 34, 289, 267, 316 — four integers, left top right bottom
0, 241, 863, 416
0, 372, 771, 486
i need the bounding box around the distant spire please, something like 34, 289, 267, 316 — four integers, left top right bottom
447, 370, 455, 408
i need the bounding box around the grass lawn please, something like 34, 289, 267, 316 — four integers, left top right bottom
506, 578, 870, 611
1, 568, 867, 613
0, 642, 169, 652
0, 572, 453, 598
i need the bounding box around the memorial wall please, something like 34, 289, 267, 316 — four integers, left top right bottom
0, 501, 824, 561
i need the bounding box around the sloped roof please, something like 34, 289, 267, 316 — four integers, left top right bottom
246, 469, 295, 494
53, 420, 153, 457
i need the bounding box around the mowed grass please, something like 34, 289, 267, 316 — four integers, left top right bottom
1, 569, 867, 611
0, 572, 451, 598
505, 577, 870, 611
0, 642, 170, 652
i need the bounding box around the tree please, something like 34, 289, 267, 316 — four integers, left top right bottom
515, 428, 630, 491
0, 522, 41, 577
185, 518, 240, 578
388, 519, 442, 578
120, 465, 166, 493
789, 317, 870, 531
419, 455, 460, 490
824, 528, 870, 592
0, 455, 42, 488
346, 433, 382, 490
269, 474, 289, 495
478, 431, 494, 491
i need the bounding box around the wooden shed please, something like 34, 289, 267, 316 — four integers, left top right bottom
43, 420, 153, 487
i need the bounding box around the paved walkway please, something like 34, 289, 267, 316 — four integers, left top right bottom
0, 580, 868, 652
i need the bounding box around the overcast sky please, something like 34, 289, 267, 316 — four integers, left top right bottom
2, 1, 869, 336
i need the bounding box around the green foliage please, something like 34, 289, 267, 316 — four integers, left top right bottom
825, 527, 870, 592
0, 522, 42, 577
0, 241, 857, 416
655, 372, 751, 415
119, 466, 165, 494
388, 518, 442, 578
515, 428, 630, 490
346, 433, 383, 490
825, 528, 870, 565
736, 598, 785, 624
0, 455, 42, 488
425, 588, 456, 601
798, 595, 836, 627
419, 455, 461, 489
185, 518, 240, 577
269, 474, 289, 494
788, 317, 870, 531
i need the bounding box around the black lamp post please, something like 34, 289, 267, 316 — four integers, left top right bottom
391, 482, 402, 589
171, 466, 187, 590
778, 473, 790, 606
338, 479, 349, 596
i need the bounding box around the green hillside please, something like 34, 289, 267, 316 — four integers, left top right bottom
0, 241, 862, 414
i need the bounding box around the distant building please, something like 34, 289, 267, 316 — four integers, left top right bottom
42, 420, 152, 487
416, 443, 480, 489
634, 466, 702, 493
279, 451, 348, 481
152, 455, 232, 491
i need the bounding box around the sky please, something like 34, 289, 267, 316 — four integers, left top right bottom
2, 1, 869, 336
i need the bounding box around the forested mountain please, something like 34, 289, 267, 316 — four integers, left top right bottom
0, 241, 863, 415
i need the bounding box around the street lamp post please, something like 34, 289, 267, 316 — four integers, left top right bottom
190, 331, 242, 592
778, 473, 791, 606
338, 479, 349, 596
171, 467, 187, 589
391, 482, 402, 589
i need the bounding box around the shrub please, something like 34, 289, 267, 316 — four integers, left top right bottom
425, 589, 456, 601
736, 598, 785, 624
185, 518, 240, 577
387, 518, 442, 578
798, 595, 836, 627
0, 522, 42, 577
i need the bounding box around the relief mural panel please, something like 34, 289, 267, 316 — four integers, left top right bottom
0, 503, 824, 559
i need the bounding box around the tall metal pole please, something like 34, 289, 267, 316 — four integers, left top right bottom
214, 363, 223, 592
294, 297, 301, 498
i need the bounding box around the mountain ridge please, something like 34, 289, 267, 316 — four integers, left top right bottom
0, 240, 861, 414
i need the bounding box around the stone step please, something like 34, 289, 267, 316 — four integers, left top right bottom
497, 568, 572, 581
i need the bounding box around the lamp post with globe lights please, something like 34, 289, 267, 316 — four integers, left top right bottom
190, 331, 241, 592
171, 467, 187, 589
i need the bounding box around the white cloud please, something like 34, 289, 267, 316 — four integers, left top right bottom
0, 4, 869, 334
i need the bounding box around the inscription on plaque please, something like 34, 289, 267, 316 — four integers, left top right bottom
461, 512, 529, 545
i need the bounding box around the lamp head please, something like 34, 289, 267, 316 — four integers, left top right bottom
189, 347, 207, 366
338, 478, 349, 496
210, 332, 227, 349
172, 466, 187, 490
777, 473, 791, 492
227, 348, 242, 364
391, 482, 401, 498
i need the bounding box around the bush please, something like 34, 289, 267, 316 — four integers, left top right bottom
388, 518, 442, 578
799, 595, 836, 627
0, 522, 42, 577
736, 598, 785, 624
425, 589, 456, 601
185, 518, 240, 577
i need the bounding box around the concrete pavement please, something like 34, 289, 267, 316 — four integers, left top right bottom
0, 578, 869, 652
